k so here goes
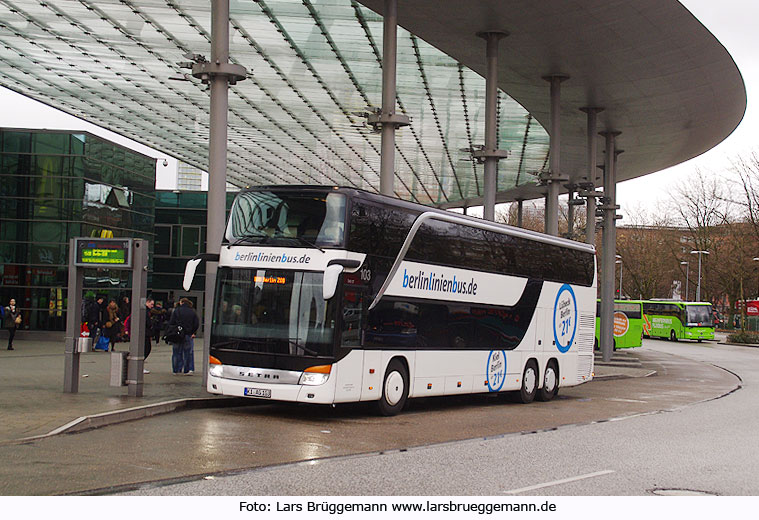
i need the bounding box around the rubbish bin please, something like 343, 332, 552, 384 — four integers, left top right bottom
76, 337, 92, 353
110, 351, 128, 387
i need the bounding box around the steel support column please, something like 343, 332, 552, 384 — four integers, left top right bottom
600, 131, 621, 363
579, 107, 603, 246
375, 0, 409, 195
476, 32, 507, 221
543, 75, 568, 236
516, 199, 523, 228
194, 0, 247, 387
567, 186, 575, 237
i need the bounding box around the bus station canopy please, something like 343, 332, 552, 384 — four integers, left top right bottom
0, 0, 745, 207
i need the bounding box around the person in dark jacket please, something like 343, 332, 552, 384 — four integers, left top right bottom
168, 298, 199, 375
3, 298, 21, 350
103, 299, 122, 351
83, 294, 102, 340
142, 297, 158, 374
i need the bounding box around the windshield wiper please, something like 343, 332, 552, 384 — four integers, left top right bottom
226, 235, 269, 248
287, 339, 320, 356
291, 236, 325, 253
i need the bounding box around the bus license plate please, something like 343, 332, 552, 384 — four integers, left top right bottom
244, 387, 271, 398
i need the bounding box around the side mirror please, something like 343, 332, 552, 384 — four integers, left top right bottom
322, 264, 344, 300
183, 258, 203, 291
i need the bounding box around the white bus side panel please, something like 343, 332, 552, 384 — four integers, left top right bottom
333, 349, 364, 403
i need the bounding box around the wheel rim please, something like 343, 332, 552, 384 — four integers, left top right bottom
544, 367, 556, 392
524, 367, 536, 394
384, 371, 404, 406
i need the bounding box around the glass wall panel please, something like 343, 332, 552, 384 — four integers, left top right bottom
180, 226, 200, 257
155, 225, 171, 256
32, 133, 69, 155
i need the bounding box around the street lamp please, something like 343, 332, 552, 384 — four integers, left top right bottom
680, 261, 689, 301
690, 250, 710, 302
753, 257, 759, 299
615, 255, 623, 298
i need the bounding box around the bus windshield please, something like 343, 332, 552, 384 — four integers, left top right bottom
685, 304, 712, 325
212, 268, 337, 358
226, 190, 347, 247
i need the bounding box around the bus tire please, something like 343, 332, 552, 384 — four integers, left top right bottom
537, 360, 558, 402
519, 360, 538, 404
670, 330, 677, 342
377, 359, 408, 416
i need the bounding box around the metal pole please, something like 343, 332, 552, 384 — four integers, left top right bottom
600, 131, 620, 362
618, 261, 623, 298
697, 253, 703, 302
127, 239, 148, 397
483, 32, 501, 221
517, 199, 523, 228
204, 0, 232, 387
63, 238, 83, 393
567, 187, 575, 238
544, 75, 568, 236
580, 107, 602, 246
379, 0, 398, 195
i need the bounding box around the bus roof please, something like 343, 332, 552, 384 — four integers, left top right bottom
238, 185, 596, 254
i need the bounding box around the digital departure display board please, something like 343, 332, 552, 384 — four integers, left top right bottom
74, 238, 132, 268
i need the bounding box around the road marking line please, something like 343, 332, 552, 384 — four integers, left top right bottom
504, 470, 615, 494
606, 397, 647, 403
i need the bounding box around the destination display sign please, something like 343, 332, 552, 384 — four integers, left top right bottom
74, 238, 132, 268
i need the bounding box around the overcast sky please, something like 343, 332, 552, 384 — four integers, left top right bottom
0, 0, 753, 213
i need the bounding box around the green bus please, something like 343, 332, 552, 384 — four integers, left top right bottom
595, 300, 644, 350
639, 300, 714, 342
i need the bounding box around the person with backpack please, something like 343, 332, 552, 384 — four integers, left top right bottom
166, 298, 199, 375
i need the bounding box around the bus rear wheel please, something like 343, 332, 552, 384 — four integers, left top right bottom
377, 359, 408, 416
519, 360, 538, 404
670, 330, 678, 342
537, 360, 558, 402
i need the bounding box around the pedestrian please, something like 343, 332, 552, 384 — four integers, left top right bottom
82, 292, 101, 340
167, 298, 199, 375
150, 301, 166, 344
102, 299, 122, 351
3, 298, 21, 350
143, 297, 158, 374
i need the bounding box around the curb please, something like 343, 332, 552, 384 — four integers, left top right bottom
718, 342, 759, 348
592, 369, 656, 381
0, 396, 250, 447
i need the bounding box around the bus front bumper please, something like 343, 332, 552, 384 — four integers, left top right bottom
207, 367, 337, 404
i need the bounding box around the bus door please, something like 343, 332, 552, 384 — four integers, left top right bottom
339, 274, 378, 402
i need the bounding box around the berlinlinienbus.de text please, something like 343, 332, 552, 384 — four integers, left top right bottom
234, 251, 311, 264
402, 269, 478, 295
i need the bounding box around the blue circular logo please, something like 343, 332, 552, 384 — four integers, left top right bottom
553, 284, 577, 353
486, 350, 507, 392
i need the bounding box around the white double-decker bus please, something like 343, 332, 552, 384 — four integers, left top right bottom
188, 186, 597, 415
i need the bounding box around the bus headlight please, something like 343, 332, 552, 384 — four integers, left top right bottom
209, 355, 223, 378
209, 364, 224, 378
299, 364, 332, 386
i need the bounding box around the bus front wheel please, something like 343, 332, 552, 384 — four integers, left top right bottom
670, 330, 678, 342
537, 360, 558, 402
519, 360, 538, 404
377, 359, 408, 416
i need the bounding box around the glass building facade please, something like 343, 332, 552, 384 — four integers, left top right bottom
151, 191, 235, 318
0, 129, 156, 332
